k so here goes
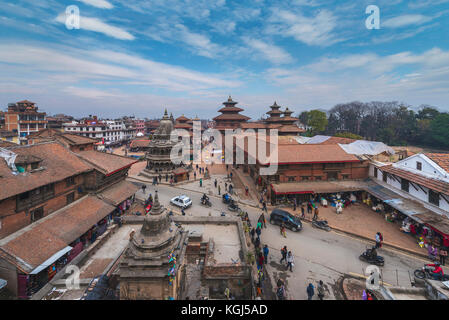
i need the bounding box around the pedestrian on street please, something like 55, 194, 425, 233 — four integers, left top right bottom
286, 251, 294, 272
257, 219, 262, 230
214, 179, 217, 188
218, 185, 221, 195
224, 288, 230, 300
257, 253, 264, 270
307, 283, 315, 300
440, 247, 448, 265
262, 201, 267, 213
293, 199, 297, 211
245, 186, 249, 196
317, 280, 325, 300
250, 228, 256, 243
230, 172, 233, 179
261, 213, 266, 228
313, 207, 319, 221
301, 205, 305, 219
281, 224, 287, 238
181, 208, 186, 216
225, 182, 228, 190
256, 226, 261, 238
254, 236, 261, 249
194, 172, 197, 180
263, 245, 269, 264
165, 174, 168, 182
200, 178, 202, 187
142, 184, 146, 194
307, 202, 312, 214
280, 246, 287, 264
375, 232, 382, 249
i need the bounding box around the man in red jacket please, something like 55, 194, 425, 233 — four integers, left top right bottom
426, 262, 444, 280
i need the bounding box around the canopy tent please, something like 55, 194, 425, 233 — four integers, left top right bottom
29, 246, 73, 275
339, 140, 395, 156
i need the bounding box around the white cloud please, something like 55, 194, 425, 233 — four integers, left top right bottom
382, 14, 433, 28
55, 13, 134, 40
266, 8, 342, 46
243, 37, 293, 65
76, 0, 113, 9
63, 86, 123, 98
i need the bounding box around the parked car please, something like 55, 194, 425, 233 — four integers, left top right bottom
269, 208, 302, 232
170, 195, 193, 209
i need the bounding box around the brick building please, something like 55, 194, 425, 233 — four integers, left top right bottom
27, 128, 97, 152
0, 140, 138, 298
4, 100, 47, 144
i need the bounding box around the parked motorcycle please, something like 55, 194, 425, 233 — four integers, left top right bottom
359, 246, 385, 266
228, 201, 240, 212
414, 265, 449, 281
312, 220, 331, 232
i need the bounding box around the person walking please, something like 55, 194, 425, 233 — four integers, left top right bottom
257, 219, 262, 230
245, 186, 249, 197
293, 199, 297, 211
263, 245, 269, 264
257, 253, 264, 270
141, 184, 146, 194
301, 205, 305, 219
317, 280, 325, 300
194, 171, 197, 180
256, 227, 262, 239
254, 236, 261, 249
261, 212, 266, 228
440, 247, 448, 266
307, 283, 315, 300
224, 287, 230, 300
313, 207, 319, 221
199, 178, 203, 187
280, 246, 287, 264
165, 174, 168, 182
214, 179, 217, 188
250, 228, 256, 243
286, 251, 294, 272
375, 232, 382, 249
307, 202, 312, 214
262, 201, 267, 213
281, 224, 287, 238
218, 184, 221, 195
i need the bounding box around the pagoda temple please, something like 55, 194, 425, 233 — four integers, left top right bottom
119, 191, 188, 300
213, 96, 250, 134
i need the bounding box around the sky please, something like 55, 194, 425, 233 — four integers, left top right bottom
0, 0, 449, 119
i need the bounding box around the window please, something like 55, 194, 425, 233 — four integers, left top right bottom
31, 162, 39, 170
66, 192, 75, 205
416, 162, 422, 171
287, 176, 295, 182
324, 163, 345, 169
31, 207, 44, 222
342, 174, 350, 180
374, 167, 378, 178
429, 190, 440, 207
382, 172, 387, 182
66, 176, 75, 187
301, 176, 310, 181
401, 179, 409, 192
315, 176, 322, 181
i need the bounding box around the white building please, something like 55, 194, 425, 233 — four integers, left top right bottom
370, 154, 449, 214
63, 119, 136, 146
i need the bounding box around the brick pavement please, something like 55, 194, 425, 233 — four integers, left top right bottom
281, 203, 428, 257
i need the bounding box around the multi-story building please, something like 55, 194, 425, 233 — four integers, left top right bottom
133, 118, 145, 135
0, 139, 138, 299
63, 117, 136, 146
4, 100, 47, 144
46, 114, 74, 132
213, 96, 250, 134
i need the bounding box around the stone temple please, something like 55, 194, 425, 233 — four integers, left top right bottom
118, 191, 188, 300
141, 109, 190, 181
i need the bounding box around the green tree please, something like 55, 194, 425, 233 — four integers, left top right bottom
429, 113, 449, 149
307, 110, 328, 134
334, 132, 364, 140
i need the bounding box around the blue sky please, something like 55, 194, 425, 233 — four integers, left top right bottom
0, 0, 449, 119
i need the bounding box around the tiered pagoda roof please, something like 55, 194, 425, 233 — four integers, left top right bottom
213, 96, 250, 123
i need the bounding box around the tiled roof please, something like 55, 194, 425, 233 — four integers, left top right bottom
264, 144, 360, 165
28, 129, 97, 145
426, 153, 449, 173
319, 137, 356, 145
380, 164, 449, 196
277, 125, 305, 133
130, 139, 150, 148
0, 140, 17, 148
97, 180, 139, 206
0, 196, 115, 273
59, 133, 97, 145
76, 150, 137, 176
213, 114, 251, 121
175, 115, 190, 122
174, 123, 193, 129
0, 143, 92, 201
218, 106, 244, 113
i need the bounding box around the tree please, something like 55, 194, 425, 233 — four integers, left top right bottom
429, 113, 449, 149
307, 110, 328, 134
298, 111, 309, 127
334, 132, 364, 140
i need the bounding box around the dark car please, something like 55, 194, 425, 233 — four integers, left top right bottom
269, 208, 302, 232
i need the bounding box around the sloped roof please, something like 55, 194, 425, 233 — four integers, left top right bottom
130, 139, 150, 148
380, 164, 449, 196
426, 153, 449, 173
0, 143, 92, 201
76, 150, 138, 176
0, 196, 115, 273
213, 113, 251, 121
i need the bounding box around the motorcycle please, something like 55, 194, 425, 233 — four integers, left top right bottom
228, 201, 240, 212
312, 220, 331, 232
200, 197, 212, 207
359, 246, 384, 266
414, 265, 449, 281
222, 193, 232, 204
